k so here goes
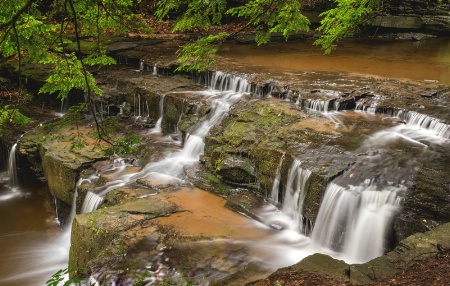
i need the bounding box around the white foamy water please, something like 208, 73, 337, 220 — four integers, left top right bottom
310, 181, 404, 264
8, 143, 18, 190
79, 72, 251, 212
152, 94, 165, 133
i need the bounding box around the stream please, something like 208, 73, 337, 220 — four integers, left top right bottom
0, 37, 449, 285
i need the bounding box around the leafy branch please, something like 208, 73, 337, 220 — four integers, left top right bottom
314, 0, 382, 54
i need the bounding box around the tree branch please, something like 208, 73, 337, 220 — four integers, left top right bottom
67, 0, 113, 147
0, 0, 35, 30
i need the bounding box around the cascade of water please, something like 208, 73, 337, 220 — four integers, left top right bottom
81, 191, 105, 214
139, 59, 144, 72
141, 90, 245, 177
119, 102, 125, 115
209, 71, 252, 94
281, 160, 312, 234
60, 98, 66, 116
133, 92, 136, 117
54, 195, 60, 224
398, 110, 450, 139
270, 173, 281, 203
80, 72, 250, 213
269, 152, 286, 204
305, 99, 330, 113
153, 66, 157, 75
355, 102, 379, 113
7, 143, 18, 190
334, 101, 340, 111
138, 93, 141, 117
310, 180, 404, 263
153, 94, 165, 133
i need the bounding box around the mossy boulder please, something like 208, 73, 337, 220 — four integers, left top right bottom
69, 194, 178, 277
18, 124, 107, 205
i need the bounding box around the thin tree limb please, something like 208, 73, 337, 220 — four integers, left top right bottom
0, 0, 35, 30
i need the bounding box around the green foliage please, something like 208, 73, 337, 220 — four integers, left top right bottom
60, 103, 87, 126
156, 0, 226, 32
46, 268, 81, 286
227, 0, 310, 45
0, 105, 33, 126
1, 0, 385, 78
68, 133, 88, 151
38, 52, 103, 99
105, 134, 142, 156
176, 32, 227, 72
314, 0, 381, 54
0, 0, 149, 101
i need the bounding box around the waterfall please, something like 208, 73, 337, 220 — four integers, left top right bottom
209, 71, 252, 94
153, 94, 165, 133
59, 98, 66, 116
270, 152, 285, 204
152, 66, 157, 75
281, 160, 312, 234
79, 72, 250, 213
310, 180, 404, 264
7, 143, 18, 190
270, 172, 282, 204
141, 88, 245, 177
138, 93, 141, 117
81, 191, 105, 214
138, 72, 249, 177
334, 101, 340, 111
398, 110, 450, 139
305, 99, 330, 113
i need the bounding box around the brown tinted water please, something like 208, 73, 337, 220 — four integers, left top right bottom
0, 176, 66, 286
1, 37, 449, 285
219, 38, 450, 84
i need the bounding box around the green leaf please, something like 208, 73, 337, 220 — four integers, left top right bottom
314, 0, 381, 54
175, 33, 227, 72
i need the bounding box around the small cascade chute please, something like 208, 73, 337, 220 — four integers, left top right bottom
269, 152, 286, 204
7, 143, 18, 190
281, 160, 312, 234
398, 110, 450, 139
81, 191, 105, 214
152, 94, 165, 133
59, 98, 66, 116
270, 172, 282, 204
209, 71, 251, 94
310, 180, 404, 263
305, 99, 330, 113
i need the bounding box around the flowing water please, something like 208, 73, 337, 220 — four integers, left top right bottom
1, 38, 450, 284
7, 143, 18, 190
0, 165, 67, 285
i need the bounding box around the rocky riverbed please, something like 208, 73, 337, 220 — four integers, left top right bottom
1, 34, 450, 285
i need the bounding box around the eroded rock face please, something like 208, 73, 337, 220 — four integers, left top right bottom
6, 37, 450, 285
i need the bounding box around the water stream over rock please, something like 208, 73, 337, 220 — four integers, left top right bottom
2, 37, 450, 285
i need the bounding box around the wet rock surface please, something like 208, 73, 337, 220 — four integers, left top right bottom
4, 37, 450, 285
248, 222, 450, 286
